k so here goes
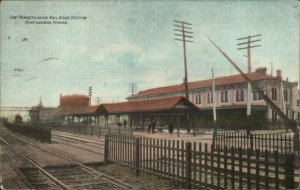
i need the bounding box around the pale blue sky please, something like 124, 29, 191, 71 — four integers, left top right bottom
1, 0, 299, 107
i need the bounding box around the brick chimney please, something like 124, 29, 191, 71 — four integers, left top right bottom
255, 67, 267, 75
276, 70, 282, 80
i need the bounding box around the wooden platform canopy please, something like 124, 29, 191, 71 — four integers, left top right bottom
56, 105, 100, 125
56, 96, 200, 133
99, 96, 199, 130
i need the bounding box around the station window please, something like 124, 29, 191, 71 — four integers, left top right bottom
236, 89, 244, 102
253, 90, 264, 100
271, 88, 277, 100
195, 94, 201, 104
284, 89, 288, 102
221, 90, 228, 103
207, 92, 213, 103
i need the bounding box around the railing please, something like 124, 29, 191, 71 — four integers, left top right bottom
3, 122, 51, 143
194, 122, 289, 131
51, 124, 133, 136
212, 131, 299, 157
105, 134, 297, 189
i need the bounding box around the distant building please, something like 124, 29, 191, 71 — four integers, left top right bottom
15, 114, 23, 124
29, 99, 59, 123
59, 94, 89, 111
127, 67, 298, 126
56, 94, 91, 124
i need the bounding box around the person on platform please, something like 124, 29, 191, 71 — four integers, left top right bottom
117, 121, 122, 127
123, 119, 127, 129
152, 120, 156, 133
148, 121, 152, 134
168, 122, 174, 135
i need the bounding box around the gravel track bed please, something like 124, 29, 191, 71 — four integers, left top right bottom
95, 164, 186, 190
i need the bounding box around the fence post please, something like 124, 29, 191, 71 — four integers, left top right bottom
264, 150, 269, 189
294, 133, 299, 157
284, 153, 295, 189
255, 149, 260, 190
274, 150, 279, 189
250, 134, 253, 155
238, 148, 243, 189
104, 134, 109, 165
135, 138, 140, 176
212, 131, 216, 151
185, 142, 192, 189
48, 128, 51, 143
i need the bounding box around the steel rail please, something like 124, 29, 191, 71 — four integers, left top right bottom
51, 132, 104, 145
51, 134, 104, 147
0, 137, 71, 190
0, 127, 139, 190
51, 135, 103, 148
51, 138, 103, 155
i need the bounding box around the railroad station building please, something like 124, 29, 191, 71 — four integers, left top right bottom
127, 67, 299, 126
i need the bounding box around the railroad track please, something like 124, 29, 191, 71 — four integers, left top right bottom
51, 133, 104, 147
51, 136, 103, 155
0, 126, 139, 190
52, 131, 104, 144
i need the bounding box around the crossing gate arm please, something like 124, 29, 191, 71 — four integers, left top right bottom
205, 35, 299, 152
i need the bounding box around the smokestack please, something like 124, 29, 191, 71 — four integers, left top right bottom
276, 70, 282, 80
60, 94, 62, 105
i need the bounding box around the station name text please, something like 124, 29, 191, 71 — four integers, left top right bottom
10, 15, 87, 25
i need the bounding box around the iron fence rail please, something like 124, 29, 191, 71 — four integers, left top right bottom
212, 131, 299, 157
51, 124, 133, 136
105, 134, 297, 189
3, 122, 51, 143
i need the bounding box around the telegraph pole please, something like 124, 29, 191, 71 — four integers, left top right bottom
237, 34, 261, 73
88, 86, 92, 106
95, 97, 102, 105
128, 82, 137, 96
237, 34, 261, 116
212, 68, 216, 123
174, 20, 193, 100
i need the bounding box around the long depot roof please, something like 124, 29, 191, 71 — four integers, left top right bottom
99, 96, 197, 114
56, 105, 99, 116
56, 96, 198, 116
129, 71, 280, 98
